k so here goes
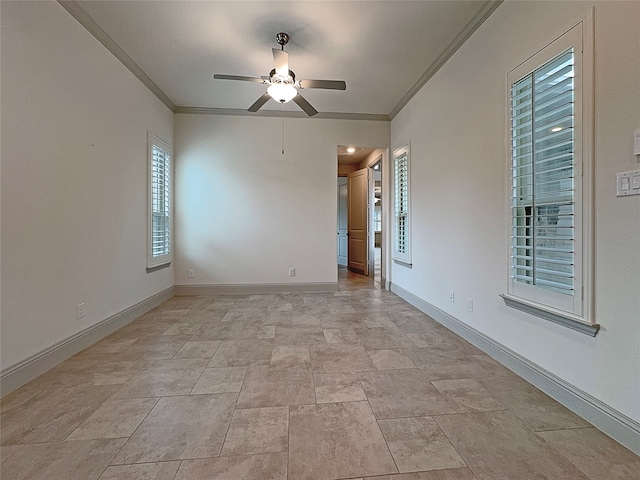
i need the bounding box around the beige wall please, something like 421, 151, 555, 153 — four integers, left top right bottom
1, 2, 174, 370
174, 114, 390, 287
391, 1, 640, 422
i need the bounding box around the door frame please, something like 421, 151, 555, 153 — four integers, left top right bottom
368, 156, 383, 280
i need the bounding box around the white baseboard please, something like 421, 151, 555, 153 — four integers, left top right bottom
390, 283, 640, 456
0, 286, 175, 397
174, 282, 338, 295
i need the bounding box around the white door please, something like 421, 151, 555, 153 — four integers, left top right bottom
348, 167, 369, 275
337, 178, 348, 266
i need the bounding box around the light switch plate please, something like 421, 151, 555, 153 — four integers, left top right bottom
617, 170, 640, 196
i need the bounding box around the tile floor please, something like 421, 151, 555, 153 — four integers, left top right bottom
2, 268, 639, 479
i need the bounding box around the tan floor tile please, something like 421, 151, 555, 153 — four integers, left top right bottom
407, 332, 483, 355
6, 270, 628, 480
255, 311, 294, 326
292, 314, 322, 326
270, 345, 311, 365
289, 401, 397, 479
222, 311, 264, 323
0, 444, 21, 464
367, 468, 478, 479
191, 367, 247, 394
378, 416, 466, 472
176, 453, 287, 480
274, 325, 327, 345
99, 461, 181, 480
327, 303, 357, 314
322, 327, 359, 344
405, 349, 490, 381
478, 374, 591, 431
189, 322, 247, 341
538, 427, 640, 480
362, 314, 399, 330
221, 406, 289, 456
431, 379, 505, 413
405, 331, 464, 351
466, 354, 516, 377
1, 385, 120, 445
66, 397, 159, 440
163, 323, 203, 335
86, 336, 139, 354
293, 305, 332, 316
208, 339, 274, 367
173, 340, 221, 358
113, 358, 207, 398
309, 344, 376, 373
359, 369, 455, 419
20, 356, 139, 389
117, 334, 192, 359
353, 327, 416, 349
267, 303, 292, 314
112, 393, 236, 464
389, 314, 438, 334
183, 310, 228, 322
1, 439, 125, 480
242, 325, 276, 339
237, 364, 315, 408
314, 372, 368, 403
434, 410, 590, 480
319, 312, 367, 329
368, 349, 417, 370
117, 321, 179, 337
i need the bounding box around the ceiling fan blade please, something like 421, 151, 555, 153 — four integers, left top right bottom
273, 48, 289, 76
248, 92, 272, 112
299, 79, 347, 90
214, 74, 265, 83
293, 94, 318, 117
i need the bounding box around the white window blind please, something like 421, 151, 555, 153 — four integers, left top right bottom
393, 144, 411, 264
505, 17, 595, 328
148, 133, 172, 268
511, 48, 575, 296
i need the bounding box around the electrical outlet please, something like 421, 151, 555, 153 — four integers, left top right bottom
448, 290, 455, 302
466, 298, 473, 313
188, 269, 194, 278
289, 267, 295, 277
77, 303, 85, 319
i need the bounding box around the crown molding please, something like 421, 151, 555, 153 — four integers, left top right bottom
175, 106, 390, 122
389, 0, 503, 120
58, 0, 500, 121
58, 1, 177, 112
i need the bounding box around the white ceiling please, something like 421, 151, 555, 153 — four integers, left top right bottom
337, 146, 378, 165
69, 1, 499, 119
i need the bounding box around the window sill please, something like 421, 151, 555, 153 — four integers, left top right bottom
146, 261, 171, 273
500, 294, 599, 337
393, 258, 412, 268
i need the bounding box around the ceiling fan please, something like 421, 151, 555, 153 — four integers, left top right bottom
214, 32, 346, 117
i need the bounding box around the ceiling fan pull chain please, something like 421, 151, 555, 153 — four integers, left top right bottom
281, 104, 285, 155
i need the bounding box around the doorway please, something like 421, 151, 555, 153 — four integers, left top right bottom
337, 146, 385, 285
370, 158, 382, 285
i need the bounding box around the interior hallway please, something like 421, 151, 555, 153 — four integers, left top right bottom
1, 270, 639, 479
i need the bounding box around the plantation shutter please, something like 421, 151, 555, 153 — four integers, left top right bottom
148, 133, 172, 268
511, 49, 575, 296
394, 151, 409, 255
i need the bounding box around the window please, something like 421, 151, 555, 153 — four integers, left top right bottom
504, 15, 596, 333
393, 143, 411, 265
148, 133, 172, 268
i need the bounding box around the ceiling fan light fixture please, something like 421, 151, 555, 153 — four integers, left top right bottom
267, 83, 297, 103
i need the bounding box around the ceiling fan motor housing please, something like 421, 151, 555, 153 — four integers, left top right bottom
276, 32, 290, 47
